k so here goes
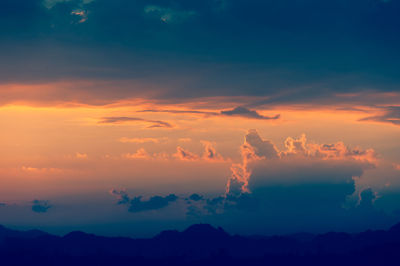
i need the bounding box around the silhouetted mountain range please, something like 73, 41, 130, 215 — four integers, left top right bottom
1, 223, 400, 265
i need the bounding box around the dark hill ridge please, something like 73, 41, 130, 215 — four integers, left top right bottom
0, 223, 400, 265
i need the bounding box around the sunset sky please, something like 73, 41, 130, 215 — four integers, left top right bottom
0, 0, 400, 237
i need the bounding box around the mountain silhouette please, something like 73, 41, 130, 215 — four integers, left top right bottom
0, 222, 400, 265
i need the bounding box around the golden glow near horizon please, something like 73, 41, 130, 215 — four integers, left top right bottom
0, 101, 399, 203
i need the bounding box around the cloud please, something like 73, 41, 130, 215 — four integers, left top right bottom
173, 146, 199, 161
173, 142, 225, 162
119, 137, 162, 144
189, 193, 203, 201
31, 200, 52, 213
21, 166, 63, 174
357, 188, 377, 210
109, 189, 130, 205
122, 148, 150, 159
99, 117, 173, 128
75, 152, 88, 159
201, 141, 224, 161
129, 194, 178, 213
359, 106, 400, 126
225, 130, 376, 198
71, 9, 88, 23
110, 189, 178, 213
0, 0, 400, 107
139, 107, 280, 121
244, 129, 279, 159
221, 107, 280, 120
139, 109, 218, 116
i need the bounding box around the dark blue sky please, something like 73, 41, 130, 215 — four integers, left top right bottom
0, 0, 399, 104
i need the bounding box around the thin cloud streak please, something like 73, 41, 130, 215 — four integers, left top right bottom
139, 107, 280, 120
359, 106, 400, 126
98, 117, 173, 128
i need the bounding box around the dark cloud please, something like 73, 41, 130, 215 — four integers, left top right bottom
0, 0, 399, 105
221, 107, 280, 120
244, 129, 280, 159
31, 200, 52, 213
189, 193, 203, 201
139, 107, 280, 121
359, 106, 400, 126
358, 188, 376, 210
110, 189, 178, 213
99, 117, 173, 128
129, 194, 178, 213
109, 189, 130, 205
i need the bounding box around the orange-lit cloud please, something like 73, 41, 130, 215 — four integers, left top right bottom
122, 148, 151, 159
225, 130, 378, 196
99, 117, 173, 128
201, 141, 224, 162
173, 147, 199, 161
75, 152, 88, 159
119, 137, 164, 144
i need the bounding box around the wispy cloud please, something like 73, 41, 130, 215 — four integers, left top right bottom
119, 137, 163, 144
359, 106, 400, 126
99, 117, 173, 128
140, 107, 280, 121
221, 107, 280, 120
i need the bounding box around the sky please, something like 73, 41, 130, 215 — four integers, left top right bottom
0, 0, 400, 237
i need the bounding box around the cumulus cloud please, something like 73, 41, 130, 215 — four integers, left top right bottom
110, 189, 178, 213
194, 128, 382, 231
201, 141, 224, 161
225, 129, 377, 204
99, 117, 173, 128
31, 200, 52, 213
123, 148, 151, 159
244, 129, 279, 159
173, 146, 199, 161
173, 142, 225, 162
189, 193, 203, 201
